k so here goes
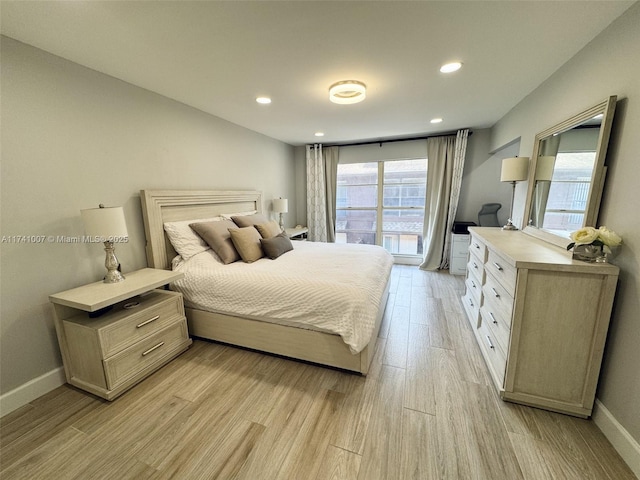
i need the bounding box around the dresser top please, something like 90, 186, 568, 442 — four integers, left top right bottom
49, 268, 184, 311
468, 227, 619, 275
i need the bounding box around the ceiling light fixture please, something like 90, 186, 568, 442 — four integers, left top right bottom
431, 118, 443, 124
314, 132, 325, 137
440, 62, 462, 73
329, 80, 366, 104
256, 97, 272, 104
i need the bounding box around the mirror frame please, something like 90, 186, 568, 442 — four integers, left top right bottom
522, 95, 617, 248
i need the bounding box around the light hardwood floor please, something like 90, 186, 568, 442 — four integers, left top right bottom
1, 266, 635, 479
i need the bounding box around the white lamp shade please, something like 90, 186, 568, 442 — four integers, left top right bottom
535, 156, 556, 181
272, 198, 288, 214
81, 206, 128, 239
500, 157, 530, 182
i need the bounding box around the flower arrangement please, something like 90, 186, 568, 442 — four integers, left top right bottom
567, 226, 622, 256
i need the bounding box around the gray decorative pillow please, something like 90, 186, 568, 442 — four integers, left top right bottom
189, 220, 240, 264
255, 220, 283, 239
229, 226, 264, 263
260, 232, 293, 259
231, 213, 270, 228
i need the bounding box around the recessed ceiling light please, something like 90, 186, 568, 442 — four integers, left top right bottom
329, 80, 366, 104
431, 118, 443, 124
256, 97, 272, 104
440, 62, 462, 73
315, 132, 325, 137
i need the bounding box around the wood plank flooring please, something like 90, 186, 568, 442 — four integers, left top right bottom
1, 265, 636, 479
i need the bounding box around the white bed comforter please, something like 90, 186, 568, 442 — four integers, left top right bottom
171, 241, 394, 354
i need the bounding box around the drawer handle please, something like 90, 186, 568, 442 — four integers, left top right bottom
474, 243, 480, 249
136, 315, 160, 328
493, 262, 503, 271
491, 287, 500, 298
485, 335, 495, 350
142, 341, 165, 356
473, 262, 478, 270
468, 297, 474, 308
471, 280, 476, 288
489, 311, 498, 325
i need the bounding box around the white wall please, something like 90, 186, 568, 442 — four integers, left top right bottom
492, 1, 640, 449
0, 37, 296, 399
456, 129, 520, 227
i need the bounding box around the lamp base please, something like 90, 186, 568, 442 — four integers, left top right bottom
502, 220, 518, 231
103, 241, 126, 283
104, 269, 125, 283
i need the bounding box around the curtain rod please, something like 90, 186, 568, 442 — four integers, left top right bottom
315, 130, 472, 148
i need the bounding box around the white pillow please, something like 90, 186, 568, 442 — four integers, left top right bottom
164, 216, 223, 260
220, 210, 257, 220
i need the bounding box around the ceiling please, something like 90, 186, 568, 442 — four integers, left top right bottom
1, 1, 634, 146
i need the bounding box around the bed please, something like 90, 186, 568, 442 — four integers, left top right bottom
140, 189, 392, 374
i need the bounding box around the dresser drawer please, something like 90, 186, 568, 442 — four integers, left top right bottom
478, 317, 506, 388
465, 275, 482, 302
480, 303, 511, 355
469, 235, 487, 263
485, 249, 517, 292
99, 291, 184, 357
104, 319, 189, 389
462, 286, 481, 329
483, 271, 515, 323
467, 256, 484, 284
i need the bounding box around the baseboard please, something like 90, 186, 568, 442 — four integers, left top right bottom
593, 398, 640, 478
0, 367, 66, 417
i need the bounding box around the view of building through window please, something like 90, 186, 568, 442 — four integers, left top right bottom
336, 159, 427, 255
542, 151, 596, 232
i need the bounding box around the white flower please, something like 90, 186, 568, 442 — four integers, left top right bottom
570, 227, 599, 245
597, 226, 622, 247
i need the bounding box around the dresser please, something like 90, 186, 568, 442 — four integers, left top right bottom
462, 227, 619, 417
49, 268, 192, 400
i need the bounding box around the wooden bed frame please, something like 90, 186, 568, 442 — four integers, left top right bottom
140, 189, 390, 374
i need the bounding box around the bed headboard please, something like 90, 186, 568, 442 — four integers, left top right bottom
140, 189, 263, 270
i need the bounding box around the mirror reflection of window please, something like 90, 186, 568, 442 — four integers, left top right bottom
542, 151, 596, 232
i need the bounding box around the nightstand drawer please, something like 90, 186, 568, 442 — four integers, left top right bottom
104, 319, 189, 389
99, 291, 184, 357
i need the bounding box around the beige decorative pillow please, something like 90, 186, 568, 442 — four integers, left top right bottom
189, 220, 240, 265
231, 213, 270, 228
255, 220, 282, 239
260, 232, 294, 259
229, 226, 264, 263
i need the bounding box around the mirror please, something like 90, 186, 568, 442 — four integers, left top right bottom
523, 96, 616, 247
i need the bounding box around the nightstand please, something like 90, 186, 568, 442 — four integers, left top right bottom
285, 226, 308, 240
49, 268, 191, 400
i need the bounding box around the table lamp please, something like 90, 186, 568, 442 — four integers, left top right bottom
273, 198, 288, 231
500, 157, 529, 230
81, 204, 128, 283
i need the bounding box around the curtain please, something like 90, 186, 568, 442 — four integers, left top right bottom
420, 129, 469, 270
306, 144, 339, 242
323, 146, 339, 243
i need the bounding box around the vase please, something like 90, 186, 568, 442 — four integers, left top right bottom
572, 244, 607, 263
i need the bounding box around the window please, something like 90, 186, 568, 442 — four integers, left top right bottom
542, 151, 596, 232
336, 159, 427, 256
